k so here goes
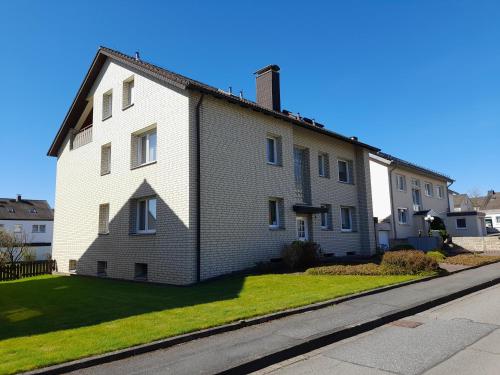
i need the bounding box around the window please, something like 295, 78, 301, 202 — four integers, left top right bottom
136, 198, 156, 233
396, 174, 406, 191
7, 207, 15, 213
496, 216, 500, 224
97, 261, 107, 277
30, 208, 38, 214
436, 185, 444, 199
32, 224, 46, 233
411, 179, 421, 188
398, 208, 408, 224
338, 159, 352, 183
268, 198, 281, 228
13, 224, 22, 233
99, 204, 110, 234
456, 218, 467, 229
424, 182, 433, 197
102, 90, 113, 120
122, 77, 134, 108
318, 153, 329, 178
340, 207, 353, 232
266, 136, 281, 165
320, 204, 332, 230
136, 130, 157, 166
134, 263, 148, 280
101, 144, 111, 175
69, 259, 77, 272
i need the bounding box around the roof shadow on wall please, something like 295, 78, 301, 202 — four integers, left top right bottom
0, 180, 244, 341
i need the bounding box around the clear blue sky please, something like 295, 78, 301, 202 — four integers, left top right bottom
1, 1, 499, 207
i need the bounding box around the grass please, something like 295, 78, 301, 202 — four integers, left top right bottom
442, 254, 500, 267
0, 273, 421, 374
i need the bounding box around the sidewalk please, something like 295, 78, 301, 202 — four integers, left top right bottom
31, 262, 500, 375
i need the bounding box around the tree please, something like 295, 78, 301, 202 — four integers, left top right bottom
468, 187, 483, 198
0, 230, 30, 265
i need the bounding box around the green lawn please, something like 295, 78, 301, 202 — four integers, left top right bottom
0, 273, 421, 374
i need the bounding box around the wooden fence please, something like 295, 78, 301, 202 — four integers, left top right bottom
0, 260, 56, 281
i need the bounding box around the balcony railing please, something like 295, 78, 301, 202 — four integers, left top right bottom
413, 204, 422, 212
71, 126, 93, 150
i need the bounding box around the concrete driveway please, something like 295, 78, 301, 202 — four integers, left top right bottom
255, 284, 500, 375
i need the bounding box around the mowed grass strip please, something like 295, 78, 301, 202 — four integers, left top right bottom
0, 273, 420, 374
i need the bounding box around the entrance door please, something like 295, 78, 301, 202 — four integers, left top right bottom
296, 216, 309, 241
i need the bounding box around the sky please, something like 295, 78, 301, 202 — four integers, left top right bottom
1, 0, 499, 207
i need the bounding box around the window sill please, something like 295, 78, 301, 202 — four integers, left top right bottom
131, 160, 157, 170
130, 232, 156, 236
321, 227, 333, 231
102, 115, 112, 122
319, 175, 330, 179
269, 226, 285, 231
340, 229, 353, 233
98, 232, 110, 236
267, 162, 282, 167
122, 103, 134, 111
338, 180, 354, 185
100, 171, 111, 176
398, 223, 410, 226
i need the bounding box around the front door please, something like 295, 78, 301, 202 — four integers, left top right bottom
296, 216, 309, 241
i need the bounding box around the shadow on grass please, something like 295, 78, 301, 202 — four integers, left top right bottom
0, 273, 244, 341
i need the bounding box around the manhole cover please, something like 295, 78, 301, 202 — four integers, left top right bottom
390, 320, 423, 328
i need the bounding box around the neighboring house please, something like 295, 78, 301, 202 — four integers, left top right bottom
369, 153, 484, 247
450, 193, 474, 212
0, 195, 54, 260
473, 190, 500, 234
48, 47, 378, 285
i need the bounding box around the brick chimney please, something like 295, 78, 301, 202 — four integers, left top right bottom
255, 65, 281, 112
16, 194, 21, 202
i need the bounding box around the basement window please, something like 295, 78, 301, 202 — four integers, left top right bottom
456, 218, 467, 229
97, 261, 108, 277
69, 259, 77, 272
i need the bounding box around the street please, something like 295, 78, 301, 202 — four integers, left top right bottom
254, 284, 500, 375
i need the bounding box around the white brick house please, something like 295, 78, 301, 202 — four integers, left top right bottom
48, 47, 378, 285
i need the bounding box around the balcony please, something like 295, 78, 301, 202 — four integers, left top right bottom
71, 125, 93, 150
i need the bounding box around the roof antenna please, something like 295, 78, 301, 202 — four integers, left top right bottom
239, 90, 243, 99
228, 86, 233, 95
135, 51, 140, 61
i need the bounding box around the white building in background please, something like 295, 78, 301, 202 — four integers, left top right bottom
0, 195, 54, 260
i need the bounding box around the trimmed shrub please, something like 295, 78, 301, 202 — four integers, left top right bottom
389, 244, 415, 251
282, 241, 320, 270
381, 250, 438, 274
306, 263, 383, 276
426, 250, 446, 263
443, 254, 500, 267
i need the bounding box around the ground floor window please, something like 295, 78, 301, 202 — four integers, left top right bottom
136, 198, 157, 233
340, 207, 353, 232
456, 218, 467, 229
398, 208, 408, 224
268, 198, 284, 229
320, 204, 332, 230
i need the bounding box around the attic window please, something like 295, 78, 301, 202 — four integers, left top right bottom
8, 207, 15, 213
30, 208, 37, 214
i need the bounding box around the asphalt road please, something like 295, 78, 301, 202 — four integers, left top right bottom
254, 284, 500, 375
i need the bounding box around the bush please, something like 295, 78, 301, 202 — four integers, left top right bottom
426, 250, 446, 263
443, 254, 500, 267
389, 244, 415, 251
282, 241, 320, 270
381, 250, 438, 274
306, 263, 383, 276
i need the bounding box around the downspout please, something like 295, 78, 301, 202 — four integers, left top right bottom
388, 163, 398, 240
446, 180, 454, 213
195, 94, 204, 283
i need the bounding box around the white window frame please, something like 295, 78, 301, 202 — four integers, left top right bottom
320, 204, 329, 229
397, 208, 408, 224
496, 216, 500, 224
456, 218, 467, 230
39, 224, 46, 233
102, 90, 113, 120
99, 204, 110, 235
340, 207, 353, 232
337, 159, 350, 183
122, 77, 135, 109
318, 153, 327, 177
424, 182, 433, 197
32, 224, 39, 233
436, 185, 444, 199
396, 174, 406, 191
266, 136, 278, 165
101, 143, 111, 175
268, 198, 280, 228
136, 197, 157, 234
137, 130, 157, 166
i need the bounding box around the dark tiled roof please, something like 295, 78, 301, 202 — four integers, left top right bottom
483, 192, 500, 210
453, 194, 469, 208
377, 152, 453, 182
48, 46, 380, 156
0, 198, 53, 221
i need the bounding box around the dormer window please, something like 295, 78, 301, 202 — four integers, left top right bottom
30, 208, 37, 214
8, 207, 15, 213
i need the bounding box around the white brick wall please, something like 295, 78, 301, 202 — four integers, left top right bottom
53, 59, 377, 285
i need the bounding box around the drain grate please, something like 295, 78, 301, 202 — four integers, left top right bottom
390, 320, 423, 329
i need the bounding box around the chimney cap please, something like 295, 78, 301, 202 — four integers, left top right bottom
254, 64, 280, 75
